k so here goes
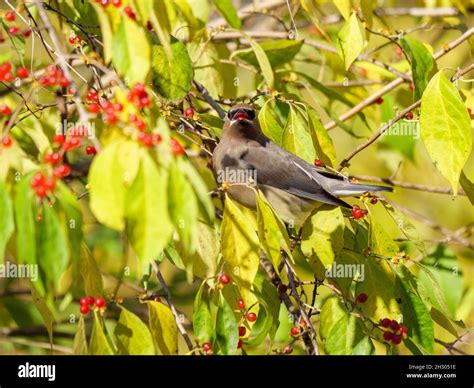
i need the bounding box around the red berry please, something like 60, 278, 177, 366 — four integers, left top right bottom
0, 104, 11, 116
88, 103, 100, 114
106, 113, 117, 124
23, 29, 32, 38
1, 136, 12, 147
44, 178, 56, 192
53, 164, 71, 178
94, 297, 105, 308
64, 136, 81, 150
246, 313, 257, 322
314, 159, 324, 167
370, 197, 378, 205
184, 107, 194, 117
79, 297, 89, 306
409, 82, 414, 91
68, 36, 76, 44
237, 339, 243, 349
390, 320, 400, 332
383, 331, 393, 341
124, 6, 136, 20
290, 326, 300, 337
138, 132, 153, 147
468, 108, 472, 116
399, 325, 408, 337
2, 72, 13, 82
86, 146, 97, 155
59, 76, 70, 87
100, 0, 109, 6
219, 273, 230, 285
405, 111, 414, 120
202, 342, 212, 352
0, 62, 12, 75
112, 0, 122, 7
375, 97, 384, 105
53, 134, 65, 144
146, 21, 153, 31
5, 11, 15, 22
352, 206, 364, 219
283, 345, 293, 354
113, 102, 123, 112
35, 185, 47, 198
170, 139, 185, 156
356, 293, 368, 303
80, 304, 90, 314
16, 66, 28, 79
380, 318, 391, 328
278, 284, 288, 293
152, 134, 162, 144
87, 90, 99, 102
46, 152, 62, 164
238, 326, 246, 337
391, 334, 402, 345
134, 118, 146, 131
237, 299, 245, 310
7, 26, 19, 35
153, 296, 161, 302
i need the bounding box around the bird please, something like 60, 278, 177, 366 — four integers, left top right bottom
212, 104, 393, 227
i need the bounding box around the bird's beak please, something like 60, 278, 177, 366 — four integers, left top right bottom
229, 109, 252, 124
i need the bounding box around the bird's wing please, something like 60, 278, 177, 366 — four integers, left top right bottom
240, 140, 351, 208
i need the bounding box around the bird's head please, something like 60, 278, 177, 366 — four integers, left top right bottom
223, 104, 261, 139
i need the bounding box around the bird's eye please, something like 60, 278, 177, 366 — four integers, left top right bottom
227, 109, 236, 120
244, 109, 255, 120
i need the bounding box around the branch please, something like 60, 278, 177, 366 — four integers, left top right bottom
150, 260, 195, 352
351, 175, 466, 196
336, 62, 474, 170
193, 80, 226, 119
324, 27, 474, 130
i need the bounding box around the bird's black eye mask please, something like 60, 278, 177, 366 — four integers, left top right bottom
227, 107, 256, 121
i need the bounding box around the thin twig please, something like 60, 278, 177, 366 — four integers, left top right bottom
150, 260, 195, 352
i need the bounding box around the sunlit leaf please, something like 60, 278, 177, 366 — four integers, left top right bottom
115, 306, 155, 355
147, 301, 178, 355
336, 13, 366, 70
0, 180, 14, 263
216, 293, 238, 354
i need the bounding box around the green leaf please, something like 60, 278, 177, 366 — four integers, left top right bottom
420, 71, 472, 195
259, 99, 284, 144
73, 316, 88, 355
152, 39, 193, 100
336, 12, 366, 70
240, 32, 274, 87
236, 40, 303, 68
301, 206, 345, 279
334, 0, 352, 20
221, 196, 260, 309
112, 17, 151, 84
418, 245, 463, 319
212, 0, 241, 29
353, 251, 401, 321
80, 246, 104, 298
256, 190, 292, 270
307, 107, 337, 167
383, 203, 425, 256
14, 174, 37, 267
90, 313, 115, 355
460, 170, 474, 205
369, 217, 399, 257
168, 159, 198, 255
400, 37, 435, 100
114, 306, 155, 355
91, 3, 113, 62
193, 283, 213, 345
37, 202, 69, 292
282, 105, 315, 163
322, 298, 375, 355
126, 151, 173, 273
396, 267, 434, 353
89, 141, 131, 231
31, 284, 54, 344
147, 301, 178, 355
135, 0, 171, 57
216, 293, 238, 354
55, 181, 83, 262
0, 180, 14, 263
189, 38, 224, 99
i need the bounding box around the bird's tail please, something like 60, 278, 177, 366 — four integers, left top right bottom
330, 182, 393, 197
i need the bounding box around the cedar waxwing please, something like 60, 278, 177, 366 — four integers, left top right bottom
212, 104, 392, 227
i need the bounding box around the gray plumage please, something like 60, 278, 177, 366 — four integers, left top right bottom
213, 104, 392, 226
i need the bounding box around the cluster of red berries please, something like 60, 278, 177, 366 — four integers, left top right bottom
87, 89, 124, 124
68, 35, 82, 45
0, 12, 31, 42
38, 65, 69, 88
92, 0, 137, 20
30, 172, 58, 199
0, 103, 11, 116
352, 205, 368, 219
290, 319, 308, 338
0, 62, 30, 82
379, 318, 407, 345
127, 83, 151, 109
79, 296, 106, 314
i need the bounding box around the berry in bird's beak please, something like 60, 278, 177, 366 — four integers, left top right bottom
233, 111, 251, 121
